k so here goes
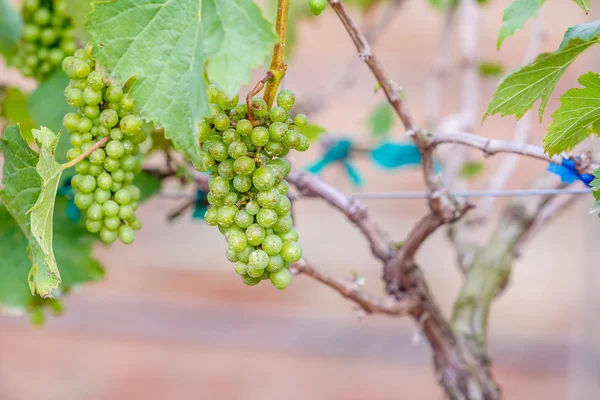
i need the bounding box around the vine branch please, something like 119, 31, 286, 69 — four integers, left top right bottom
263, 0, 290, 108
247, 72, 273, 124
62, 136, 109, 169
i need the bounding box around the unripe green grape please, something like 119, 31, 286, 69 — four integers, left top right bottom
84, 105, 100, 119
226, 248, 239, 263
294, 114, 308, 127
112, 169, 125, 183
105, 86, 123, 103
269, 122, 287, 142
97, 172, 113, 190
22, 24, 39, 41
37, 48, 49, 60
264, 141, 284, 157
207, 192, 223, 207
281, 241, 302, 263
217, 205, 238, 227
94, 188, 111, 205
252, 167, 276, 191
120, 114, 143, 136
75, 160, 89, 175
87, 203, 103, 221
209, 176, 230, 199
233, 175, 252, 192
110, 181, 123, 192
233, 156, 256, 176
83, 86, 102, 105
213, 113, 230, 131
102, 200, 119, 217
251, 98, 268, 118
270, 268, 292, 290
208, 140, 229, 162
119, 154, 137, 172
247, 265, 264, 278
114, 188, 132, 205
234, 210, 254, 229
262, 234, 283, 256
257, 188, 280, 209
236, 119, 253, 136
87, 148, 105, 165
33, 8, 51, 26
129, 187, 141, 203
222, 192, 238, 206
237, 245, 255, 263
275, 196, 292, 216
66, 87, 85, 107
277, 89, 296, 110
117, 226, 135, 245
60, 40, 77, 56
204, 207, 219, 226
71, 174, 83, 190
74, 193, 94, 210
284, 130, 300, 148
62, 56, 90, 79
296, 134, 311, 152
79, 175, 97, 194
23, 0, 39, 12
80, 141, 94, 153
86, 71, 103, 90
103, 157, 120, 173
234, 261, 248, 275
228, 141, 247, 159
218, 159, 236, 180
245, 200, 261, 216
106, 140, 125, 159
251, 126, 269, 147
122, 139, 136, 155
130, 217, 142, 231
39, 28, 57, 46
120, 94, 134, 112
66, 147, 81, 161
269, 106, 288, 123
88, 163, 103, 177
233, 104, 247, 119
275, 180, 289, 196
256, 208, 278, 228
118, 205, 135, 222
249, 250, 269, 270
63, 113, 80, 131
100, 228, 118, 244
86, 219, 103, 233
217, 92, 239, 111
227, 231, 248, 252
273, 214, 293, 233
222, 129, 240, 145
100, 109, 119, 128
48, 49, 64, 66
241, 136, 256, 152
104, 216, 121, 231
198, 121, 212, 142
246, 223, 266, 246
207, 84, 222, 103
81, 132, 93, 143
110, 128, 124, 141
241, 275, 261, 286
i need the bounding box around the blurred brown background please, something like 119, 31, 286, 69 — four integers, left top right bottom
1, 0, 600, 399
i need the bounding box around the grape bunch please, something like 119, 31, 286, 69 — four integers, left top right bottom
199, 86, 311, 289
62, 45, 147, 245
14, 0, 77, 80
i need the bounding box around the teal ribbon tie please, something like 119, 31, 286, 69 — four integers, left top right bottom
307, 138, 363, 187
371, 142, 422, 169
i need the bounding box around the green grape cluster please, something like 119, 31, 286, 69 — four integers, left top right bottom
199, 86, 311, 289
309, 0, 328, 15
62, 46, 147, 245
14, 0, 77, 80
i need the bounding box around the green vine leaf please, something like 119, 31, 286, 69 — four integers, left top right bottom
484, 21, 600, 122
1, 87, 36, 141
86, 0, 277, 167
572, 0, 590, 13
28, 127, 65, 297
497, 0, 545, 49
0, 125, 67, 298
544, 72, 600, 156
63, 0, 93, 41
0, 0, 22, 62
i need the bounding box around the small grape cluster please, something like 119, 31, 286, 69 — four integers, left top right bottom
14, 0, 77, 80
62, 46, 147, 245
199, 86, 311, 289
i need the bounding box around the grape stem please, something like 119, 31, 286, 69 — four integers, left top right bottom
246, 72, 274, 124
263, 0, 290, 108
62, 136, 109, 169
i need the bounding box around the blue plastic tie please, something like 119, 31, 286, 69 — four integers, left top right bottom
192, 189, 208, 220
307, 139, 363, 187
371, 142, 422, 169
547, 157, 594, 186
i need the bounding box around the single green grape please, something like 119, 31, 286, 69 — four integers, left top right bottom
281, 241, 302, 263
270, 268, 292, 290
234, 210, 254, 229
257, 188, 280, 209
227, 248, 239, 263
251, 126, 269, 147
100, 228, 119, 244
234, 261, 248, 276
204, 207, 219, 226
102, 200, 119, 217
241, 274, 261, 286
246, 223, 266, 246
262, 234, 283, 256
237, 245, 255, 263
256, 208, 278, 228
267, 254, 285, 273
233, 156, 256, 176
217, 205, 238, 227
233, 175, 252, 192
119, 226, 136, 245
252, 167, 276, 191
236, 119, 253, 136
245, 200, 261, 216
277, 89, 296, 110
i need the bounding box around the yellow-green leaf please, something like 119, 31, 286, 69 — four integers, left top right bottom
572, 0, 590, 13
497, 0, 545, 49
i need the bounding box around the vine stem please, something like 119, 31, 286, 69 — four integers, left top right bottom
263, 0, 290, 108
247, 72, 274, 124
62, 136, 109, 169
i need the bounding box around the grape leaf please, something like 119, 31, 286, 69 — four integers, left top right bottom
572, 0, 590, 13
544, 72, 600, 156
0, 0, 22, 62
0, 198, 104, 313
86, 0, 277, 167
28, 127, 65, 297
497, 0, 545, 49
28, 70, 74, 162
479, 61, 505, 78
133, 171, 162, 202
486, 20, 600, 122
0, 125, 67, 298
367, 102, 394, 138
296, 123, 326, 142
